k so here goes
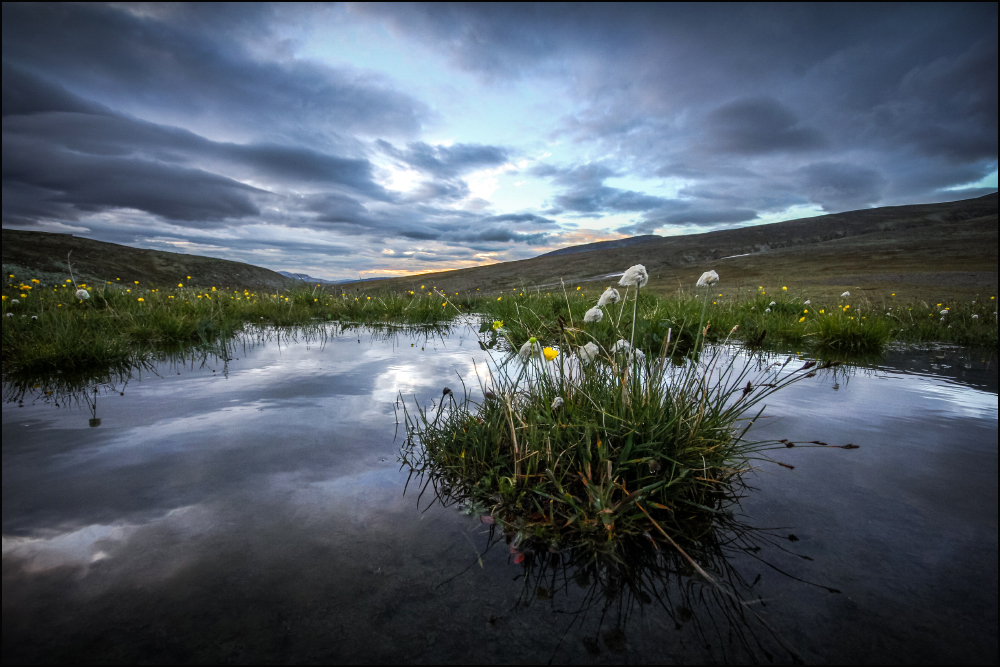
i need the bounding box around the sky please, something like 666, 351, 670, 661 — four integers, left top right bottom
2, 3, 997, 280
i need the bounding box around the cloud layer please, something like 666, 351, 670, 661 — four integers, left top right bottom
2, 3, 996, 279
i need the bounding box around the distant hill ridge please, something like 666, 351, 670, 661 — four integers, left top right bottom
540, 193, 998, 261
343, 193, 997, 299
1, 230, 296, 290
2, 192, 996, 298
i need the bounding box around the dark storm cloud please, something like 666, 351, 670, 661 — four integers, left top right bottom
531, 163, 669, 215
3, 126, 263, 223
800, 162, 887, 211
1, 3, 428, 141
705, 98, 826, 155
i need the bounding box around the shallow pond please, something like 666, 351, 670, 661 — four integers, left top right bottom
2, 324, 997, 663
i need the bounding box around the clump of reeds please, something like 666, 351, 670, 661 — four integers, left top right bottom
400, 268, 836, 557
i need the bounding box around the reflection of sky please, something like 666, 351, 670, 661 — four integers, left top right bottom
2, 327, 997, 663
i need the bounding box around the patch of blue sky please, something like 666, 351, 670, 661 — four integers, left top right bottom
945, 168, 998, 191
293, 11, 579, 149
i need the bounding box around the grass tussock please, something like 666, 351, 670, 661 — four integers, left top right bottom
400, 277, 845, 556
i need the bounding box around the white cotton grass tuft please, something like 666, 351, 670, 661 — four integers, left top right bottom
76, 289, 90, 300
769, 301, 776, 306
518, 337, 543, 362
577, 342, 600, 364
611, 339, 632, 353
841, 291, 850, 298
597, 287, 621, 307
804, 300, 811, 305
11, 299, 20, 304
551, 397, 564, 410
611, 339, 644, 362
5, 312, 12, 318
696, 270, 719, 287
939, 309, 949, 315
618, 264, 648, 288
764, 308, 771, 313
972, 314, 979, 319
583, 306, 604, 323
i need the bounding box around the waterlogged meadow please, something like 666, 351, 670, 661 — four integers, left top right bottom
2, 311, 996, 663
2, 269, 996, 383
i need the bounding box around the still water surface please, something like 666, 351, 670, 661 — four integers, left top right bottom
3, 324, 997, 663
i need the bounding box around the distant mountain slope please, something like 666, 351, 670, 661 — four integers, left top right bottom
538, 234, 660, 257
345, 193, 998, 299
1, 230, 296, 290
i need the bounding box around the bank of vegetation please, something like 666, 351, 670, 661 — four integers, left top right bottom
2, 269, 995, 381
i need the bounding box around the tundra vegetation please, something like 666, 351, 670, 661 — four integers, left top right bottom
2, 269, 995, 380
400, 266, 870, 566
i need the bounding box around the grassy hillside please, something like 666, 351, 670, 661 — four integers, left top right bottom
344, 194, 998, 302
1, 229, 296, 291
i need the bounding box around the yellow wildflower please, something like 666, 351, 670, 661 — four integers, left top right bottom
782, 286, 787, 291
798, 316, 805, 322
543, 347, 559, 361
493, 320, 503, 329
137, 298, 144, 302
31, 279, 39, 284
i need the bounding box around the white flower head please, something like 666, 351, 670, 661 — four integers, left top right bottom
939, 309, 949, 315
5, 312, 12, 318
76, 289, 90, 300
611, 339, 632, 353
597, 287, 620, 307
769, 301, 776, 306
618, 264, 648, 288
583, 306, 604, 323
31, 315, 37, 321
10, 299, 19, 304
696, 270, 719, 287
551, 397, 564, 410
577, 342, 600, 364
518, 337, 542, 362
841, 291, 850, 298
765, 307, 771, 313
804, 300, 811, 305
972, 314, 979, 319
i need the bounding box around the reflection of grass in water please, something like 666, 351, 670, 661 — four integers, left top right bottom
2, 321, 459, 410
465, 518, 817, 662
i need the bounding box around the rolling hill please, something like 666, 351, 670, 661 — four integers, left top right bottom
343, 193, 998, 300
2, 193, 996, 300
1, 230, 296, 290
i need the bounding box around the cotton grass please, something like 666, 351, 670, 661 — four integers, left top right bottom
400, 266, 833, 558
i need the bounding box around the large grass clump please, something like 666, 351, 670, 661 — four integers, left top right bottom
400, 267, 842, 557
